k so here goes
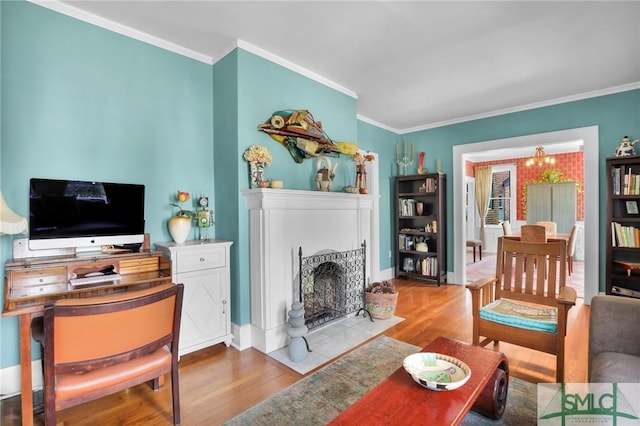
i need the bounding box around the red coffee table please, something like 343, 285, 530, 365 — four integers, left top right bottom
328, 336, 509, 425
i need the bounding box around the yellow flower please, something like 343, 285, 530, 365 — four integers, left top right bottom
353, 152, 375, 164
243, 145, 273, 165
171, 191, 193, 217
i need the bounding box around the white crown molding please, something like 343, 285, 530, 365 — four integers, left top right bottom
26, 1, 640, 134
236, 39, 358, 100
356, 114, 400, 134
400, 82, 640, 134
28, 0, 214, 65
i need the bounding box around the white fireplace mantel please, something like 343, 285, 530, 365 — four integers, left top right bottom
241, 188, 378, 353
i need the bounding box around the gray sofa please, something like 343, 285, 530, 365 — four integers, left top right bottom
589, 295, 640, 382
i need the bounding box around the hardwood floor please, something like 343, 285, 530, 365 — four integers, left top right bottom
1, 279, 589, 425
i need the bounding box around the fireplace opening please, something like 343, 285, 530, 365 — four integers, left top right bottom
299, 243, 367, 330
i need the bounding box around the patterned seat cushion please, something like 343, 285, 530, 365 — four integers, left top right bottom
479, 299, 557, 333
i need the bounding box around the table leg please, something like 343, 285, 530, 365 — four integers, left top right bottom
472, 366, 508, 420
19, 314, 34, 426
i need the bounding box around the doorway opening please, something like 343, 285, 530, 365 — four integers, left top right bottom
454, 126, 599, 303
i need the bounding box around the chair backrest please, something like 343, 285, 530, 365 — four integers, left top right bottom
567, 224, 578, 256
501, 221, 512, 236
536, 221, 557, 235
495, 237, 567, 306
520, 224, 548, 242
45, 283, 182, 373
43, 282, 184, 423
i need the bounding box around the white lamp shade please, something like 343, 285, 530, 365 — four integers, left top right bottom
0, 189, 28, 235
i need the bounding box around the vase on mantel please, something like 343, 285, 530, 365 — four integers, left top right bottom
249, 161, 266, 188
168, 216, 192, 243
355, 164, 368, 194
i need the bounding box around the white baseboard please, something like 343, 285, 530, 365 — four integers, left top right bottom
0, 359, 43, 400
230, 322, 253, 351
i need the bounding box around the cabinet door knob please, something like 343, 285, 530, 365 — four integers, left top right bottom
200, 257, 205, 262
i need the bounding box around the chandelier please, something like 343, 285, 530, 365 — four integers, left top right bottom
525, 146, 555, 167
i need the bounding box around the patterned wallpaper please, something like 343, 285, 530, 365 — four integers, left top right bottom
466, 152, 584, 221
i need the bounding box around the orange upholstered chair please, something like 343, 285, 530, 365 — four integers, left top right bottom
41, 283, 184, 425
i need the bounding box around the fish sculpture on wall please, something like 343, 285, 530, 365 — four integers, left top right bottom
258, 109, 358, 163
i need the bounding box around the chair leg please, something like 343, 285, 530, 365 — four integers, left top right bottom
479, 246, 482, 261
473, 247, 477, 263
171, 367, 181, 425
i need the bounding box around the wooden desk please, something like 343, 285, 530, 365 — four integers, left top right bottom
328, 337, 509, 425
2, 250, 172, 426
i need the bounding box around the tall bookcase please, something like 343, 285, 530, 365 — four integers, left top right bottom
394, 173, 446, 285
606, 156, 640, 299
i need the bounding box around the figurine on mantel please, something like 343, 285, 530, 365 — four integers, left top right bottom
615, 135, 639, 157
316, 156, 338, 191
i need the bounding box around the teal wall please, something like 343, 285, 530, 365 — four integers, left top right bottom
1, 2, 214, 367
1, 1, 638, 372
404, 90, 640, 277
231, 50, 359, 324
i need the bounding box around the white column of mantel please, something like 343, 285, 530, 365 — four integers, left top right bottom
241, 189, 377, 353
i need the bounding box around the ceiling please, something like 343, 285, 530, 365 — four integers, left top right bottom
49, 1, 640, 134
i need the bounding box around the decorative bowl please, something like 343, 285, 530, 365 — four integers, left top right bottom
344, 185, 358, 193
270, 180, 283, 189
258, 181, 271, 188
403, 352, 471, 391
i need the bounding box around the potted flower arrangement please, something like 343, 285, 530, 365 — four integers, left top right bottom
168, 191, 193, 243
243, 145, 273, 188
365, 280, 398, 319
352, 152, 375, 194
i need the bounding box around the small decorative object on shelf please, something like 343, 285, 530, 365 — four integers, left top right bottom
243, 144, 273, 188
418, 151, 427, 174
365, 280, 399, 319
168, 191, 193, 243
316, 156, 338, 191
196, 195, 214, 241
353, 151, 375, 194
614, 135, 639, 157
396, 139, 414, 175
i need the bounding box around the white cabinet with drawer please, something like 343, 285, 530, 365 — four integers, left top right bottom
155, 239, 233, 356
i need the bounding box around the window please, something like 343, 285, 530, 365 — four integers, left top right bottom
485, 165, 516, 226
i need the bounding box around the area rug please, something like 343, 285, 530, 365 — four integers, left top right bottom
267, 314, 405, 374
224, 336, 538, 425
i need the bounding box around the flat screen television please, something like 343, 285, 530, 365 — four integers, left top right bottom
29, 178, 145, 251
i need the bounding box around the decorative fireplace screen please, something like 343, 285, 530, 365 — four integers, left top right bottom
298, 242, 367, 330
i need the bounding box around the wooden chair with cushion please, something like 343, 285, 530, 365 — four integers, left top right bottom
566, 224, 578, 275
41, 283, 184, 425
466, 237, 576, 382
536, 221, 557, 235
501, 221, 512, 236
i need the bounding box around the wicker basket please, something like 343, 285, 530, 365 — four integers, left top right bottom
365, 292, 398, 319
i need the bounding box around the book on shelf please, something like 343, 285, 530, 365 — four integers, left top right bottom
612, 167, 621, 195
416, 256, 438, 276
399, 198, 416, 216
622, 167, 640, 195
424, 177, 437, 193
611, 222, 640, 247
